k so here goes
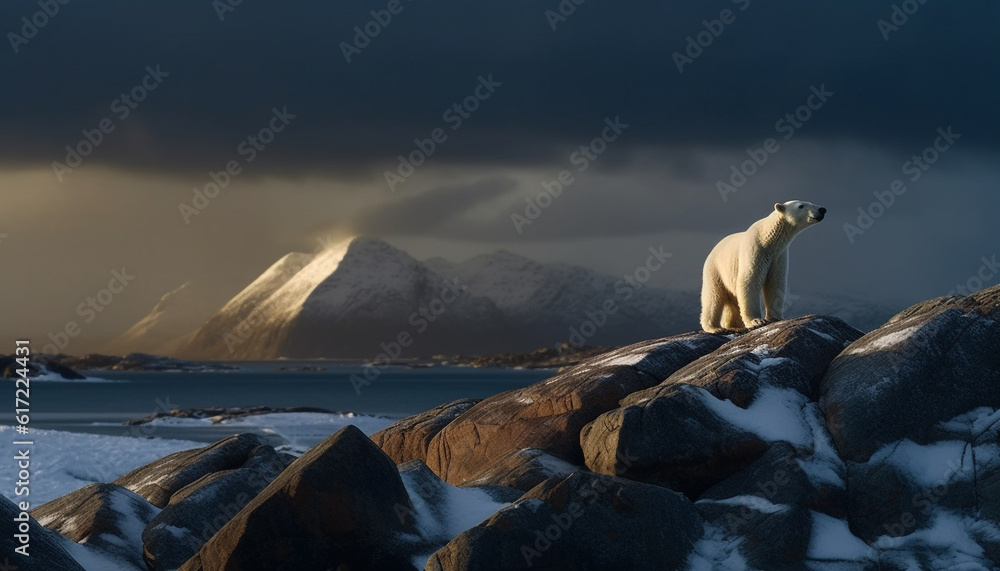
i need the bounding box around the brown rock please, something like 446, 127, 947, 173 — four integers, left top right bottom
180, 425, 418, 570
32, 483, 157, 570
581, 316, 859, 496
426, 332, 726, 485
113, 433, 270, 508
463, 448, 581, 492
370, 398, 479, 464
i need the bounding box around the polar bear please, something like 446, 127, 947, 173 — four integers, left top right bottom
700, 200, 826, 334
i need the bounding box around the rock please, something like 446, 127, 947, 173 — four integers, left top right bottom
124, 405, 337, 425
371, 398, 480, 464
819, 284, 1000, 463
111, 353, 238, 372
696, 442, 842, 569
464, 448, 581, 493
643, 315, 861, 407
844, 406, 1000, 548
581, 317, 859, 497
113, 433, 270, 508
569, 333, 729, 381
699, 443, 824, 507
696, 499, 812, 569
425, 472, 703, 570
0, 354, 86, 379
142, 445, 292, 571
844, 460, 929, 544
426, 332, 727, 484
582, 382, 769, 497
180, 425, 418, 570
32, 483, 157, 570
1, 494, 86, 571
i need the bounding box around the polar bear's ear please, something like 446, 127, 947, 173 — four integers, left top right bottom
774, 203, 786, 213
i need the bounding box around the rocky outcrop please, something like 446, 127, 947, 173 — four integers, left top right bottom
0, 354, 85, 379
425, 333, 728, 484
1, 494, 86, 571
19, 285, 1000, 570
371, 398, 480, 465
180, 426, 419, 570
142, 445, 292, 570
31, 483, 156, 570
113, 433, 271, 507
464, 448, 580, 492
581, 316, 859, 496
124, 405, 336, 425
820, 286, 1000, 463
425, 472, 703, 570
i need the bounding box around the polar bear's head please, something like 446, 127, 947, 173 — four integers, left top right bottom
774, 200, 826, 226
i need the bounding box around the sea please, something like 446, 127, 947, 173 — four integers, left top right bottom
8, 362, 553, 443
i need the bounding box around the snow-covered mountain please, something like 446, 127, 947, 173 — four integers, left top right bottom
120, 237, 900, 359
179, 238, 510, 359
105, 281, 218, 356
425, 250, 700, 348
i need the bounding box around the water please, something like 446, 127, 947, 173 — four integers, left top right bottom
5, 363, 553, 443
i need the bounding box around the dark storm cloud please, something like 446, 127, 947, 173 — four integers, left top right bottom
1, 0, 998, 175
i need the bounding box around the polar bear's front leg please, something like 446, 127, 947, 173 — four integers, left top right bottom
737, 249, 768, 329
763, 250, 789, 322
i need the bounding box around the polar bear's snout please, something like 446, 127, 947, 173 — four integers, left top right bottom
809, 206, 827, 223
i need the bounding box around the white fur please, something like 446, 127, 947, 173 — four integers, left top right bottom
700, 200, 826, 334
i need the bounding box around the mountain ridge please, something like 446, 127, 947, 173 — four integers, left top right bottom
114, 237, 900, 359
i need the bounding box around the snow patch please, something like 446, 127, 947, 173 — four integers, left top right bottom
861, 324, 921, 351
807, 512, 876, 561
696, 387, 812, 448
697, 495, 788, 514
868, 439, 972, 489
685, 523, 750, 571
874, 511, 999, 569
0, 426, 202, 504
400, 469, 510, 569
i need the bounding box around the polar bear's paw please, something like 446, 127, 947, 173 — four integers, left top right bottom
746, 318, 769, 330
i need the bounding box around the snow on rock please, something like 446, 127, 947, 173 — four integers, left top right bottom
399, 463, 512, 568
695, 386, 814, 447
685, 523, 750, 571
807, 512, 877, 562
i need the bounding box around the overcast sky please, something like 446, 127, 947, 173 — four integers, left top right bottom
1, 0, 998, 351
